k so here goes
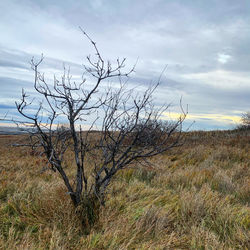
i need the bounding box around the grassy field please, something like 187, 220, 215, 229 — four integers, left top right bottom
0, 130, 249, 249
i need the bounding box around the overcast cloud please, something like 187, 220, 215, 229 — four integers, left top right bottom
1, 0, 250, 130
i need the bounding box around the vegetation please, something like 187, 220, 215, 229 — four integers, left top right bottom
0, 130, 249, 249
1, 32, 249, 249
237, 111, 250, 130
13, 31, 186, 228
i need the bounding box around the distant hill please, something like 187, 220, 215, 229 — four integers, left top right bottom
0, 126, 29, 135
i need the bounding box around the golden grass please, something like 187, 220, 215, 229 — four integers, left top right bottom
0, 130, 249, 249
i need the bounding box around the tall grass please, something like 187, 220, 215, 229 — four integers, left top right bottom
0, 131, 249, 249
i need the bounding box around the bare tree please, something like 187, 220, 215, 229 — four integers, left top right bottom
241, 112, 250, 128
236, 111, 250, 130
14, 31, 186, 226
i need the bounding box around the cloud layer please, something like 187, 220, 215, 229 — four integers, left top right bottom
1, 0, 250, 130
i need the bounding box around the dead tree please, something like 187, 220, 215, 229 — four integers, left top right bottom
15, 32, 186, 212
235, 111, 250, 131
241, 112, 250, 128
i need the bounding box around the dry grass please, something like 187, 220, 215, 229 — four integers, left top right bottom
0, 130, 249, 249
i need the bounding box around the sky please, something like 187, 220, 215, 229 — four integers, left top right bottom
1, 0, 250, 130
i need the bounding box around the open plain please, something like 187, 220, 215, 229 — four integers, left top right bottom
0, 130, 249, 249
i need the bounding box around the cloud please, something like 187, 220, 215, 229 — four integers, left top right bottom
0, 0, 250, 130
0, 104, 16, 110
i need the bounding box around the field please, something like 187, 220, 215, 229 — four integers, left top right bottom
0, 130, 249, 249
